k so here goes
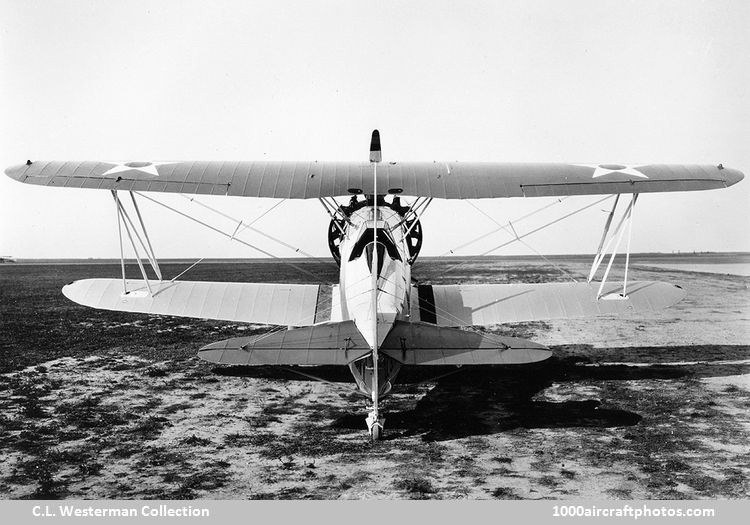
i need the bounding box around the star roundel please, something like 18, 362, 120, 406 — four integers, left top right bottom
575, 164, 649, 179
101, 161, 178, 178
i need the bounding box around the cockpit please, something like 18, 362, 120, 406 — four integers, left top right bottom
348, 228, 402, 274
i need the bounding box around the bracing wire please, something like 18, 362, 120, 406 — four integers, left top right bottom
438, 197, 569, 257
169, 200, 288, 283
430, 195, 614, 280
177, 194, 332, 265
466, 201, 580, 283
133, 191, 320, 280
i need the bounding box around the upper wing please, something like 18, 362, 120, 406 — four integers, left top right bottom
5, 161, 742, 199
410, 281, 685, 326
62, 278, 335, 326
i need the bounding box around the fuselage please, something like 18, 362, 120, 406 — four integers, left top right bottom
338, 206, 411, 349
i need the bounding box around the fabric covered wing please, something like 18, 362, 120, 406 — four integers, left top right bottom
62, 279, 335, 326
411, 281, 685, 326
5, 161, 742, 199
380, 322, 551, 365
198, 321, 371, 365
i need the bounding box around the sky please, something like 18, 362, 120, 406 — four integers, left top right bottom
1, 0, 748, 259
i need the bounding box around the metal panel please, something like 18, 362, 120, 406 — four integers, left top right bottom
5, 161, 743, 199
62, 278, 325, 325
418, 281, 686, 326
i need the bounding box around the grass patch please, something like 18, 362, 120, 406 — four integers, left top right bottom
250, 487, 310, 499
606, 487, 633, 498
393, 476, 437, 498
560, 469, 577, 479
161, 402, 194, 415
128, 415, 170, 440
11, 451, 67, 499
491, 486, 521, 499
110, 442, 142, 459
181, 434, 212, 446
233, 425, 366, 460
537, 475, 559, 488
223, 432, 260, 447
134, 446, 189, 469
56, 396, 132, 429
12, 429, 53, 453
338, 471, 372, 490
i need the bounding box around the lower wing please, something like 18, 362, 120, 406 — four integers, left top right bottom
62, 278, 334, 326
411, 281, 685, 326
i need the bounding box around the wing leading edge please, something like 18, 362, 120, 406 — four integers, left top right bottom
5, 161, 742, 199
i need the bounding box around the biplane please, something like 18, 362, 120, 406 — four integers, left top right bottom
5, 130, 744, 439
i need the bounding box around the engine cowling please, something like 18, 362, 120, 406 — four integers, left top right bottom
327, 196, 423, 266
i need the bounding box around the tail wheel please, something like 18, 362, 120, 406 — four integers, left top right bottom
370, 423, 383, 441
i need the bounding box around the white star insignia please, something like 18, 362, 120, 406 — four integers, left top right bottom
101, 161, 178, 178
576, 164, 649, 179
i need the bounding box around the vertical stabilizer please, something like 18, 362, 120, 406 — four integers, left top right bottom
369, 129, 382, 163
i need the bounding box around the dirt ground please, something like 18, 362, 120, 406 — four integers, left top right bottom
0, 258, 748, 499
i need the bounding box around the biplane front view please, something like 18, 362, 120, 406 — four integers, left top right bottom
5, 131, 744, 440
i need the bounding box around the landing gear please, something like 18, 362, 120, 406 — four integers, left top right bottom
349, 355, 400, 440
366, 406, 385, 441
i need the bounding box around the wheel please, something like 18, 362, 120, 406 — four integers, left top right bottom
365, 411, 385, 441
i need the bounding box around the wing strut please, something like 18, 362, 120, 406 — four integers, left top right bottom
397, 196, 430, 227
587, 193, 639, 299
115, 192, 127, 293
318, 197, 347, 235
403, 198, 432, 238
111, 190, 163, 296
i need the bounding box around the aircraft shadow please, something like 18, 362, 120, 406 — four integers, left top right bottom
381, 366, 642, 441
331, 363, 645, 440
212, 344, 750, 441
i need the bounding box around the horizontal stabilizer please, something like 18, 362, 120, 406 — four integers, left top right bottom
62, 278, 333, 326
380, 321, 551, 365
412, 281, 685, 326
198, 321, 371, 365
